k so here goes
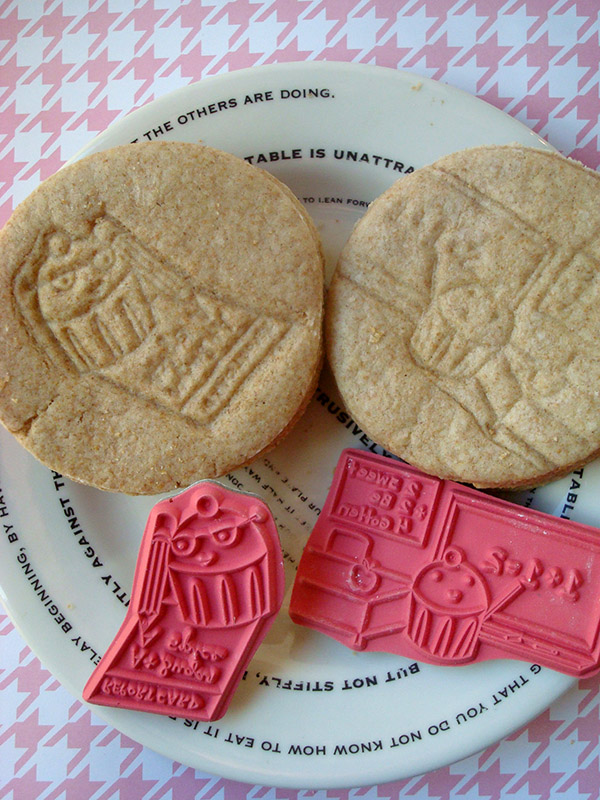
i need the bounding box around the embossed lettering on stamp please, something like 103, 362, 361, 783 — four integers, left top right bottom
290, 449, 600, 676
83, 482, 284, 721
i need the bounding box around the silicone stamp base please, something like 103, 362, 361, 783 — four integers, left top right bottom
290, 449, 600, 677
84, 482, 284, 721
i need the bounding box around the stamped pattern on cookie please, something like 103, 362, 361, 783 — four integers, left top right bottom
389, 168, 599, 469
14, 215, 290, 425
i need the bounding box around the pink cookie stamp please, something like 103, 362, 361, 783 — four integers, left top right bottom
289, 449, 600, 677
84, 482, 284, 721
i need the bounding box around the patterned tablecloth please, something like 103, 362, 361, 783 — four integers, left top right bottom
2, 2, 600, 798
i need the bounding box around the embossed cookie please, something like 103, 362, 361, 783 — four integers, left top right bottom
327, 145, 600, 488
0, 141, 323, 493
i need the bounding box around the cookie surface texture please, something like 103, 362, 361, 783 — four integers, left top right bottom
326, 145, 600, 488
0, 141, 323, 494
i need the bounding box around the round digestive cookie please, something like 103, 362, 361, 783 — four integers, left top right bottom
327, 144, 600, 488
0, 141, 324, 494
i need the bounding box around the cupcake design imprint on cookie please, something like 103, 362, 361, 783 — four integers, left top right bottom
404, 167, 597, 472
328, 146, 600, 487
14, 215, 290, 425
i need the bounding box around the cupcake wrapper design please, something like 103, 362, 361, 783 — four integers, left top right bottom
14, 215, 290, 425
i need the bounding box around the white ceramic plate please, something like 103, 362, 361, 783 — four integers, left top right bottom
0, 62, 588, 789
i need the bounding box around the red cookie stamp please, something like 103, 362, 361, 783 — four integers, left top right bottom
289, 449, 600, 676
84, 482, 284, 721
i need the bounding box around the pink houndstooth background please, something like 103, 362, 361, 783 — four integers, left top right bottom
2, 1, 600, 798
